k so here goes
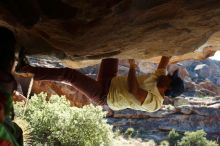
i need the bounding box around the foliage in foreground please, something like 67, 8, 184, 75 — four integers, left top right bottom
14, 93, 219, 146
15, 93, 113, 146
167, 129, 218, 146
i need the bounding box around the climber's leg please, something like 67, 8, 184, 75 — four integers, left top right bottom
97, 58, 119, 102
23, 67, 104, 104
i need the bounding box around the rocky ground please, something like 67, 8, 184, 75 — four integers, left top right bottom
107, 96, 220, 144
113, 136, 157, 146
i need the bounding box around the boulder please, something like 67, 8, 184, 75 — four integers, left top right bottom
178, 106, 193, 115
32, 80, 91, 107
173, 97, 190, 107
194, 64, 210, 79
198, 81, 220, 96
184, 81, 196, 91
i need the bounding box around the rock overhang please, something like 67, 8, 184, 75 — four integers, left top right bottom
0, 0, 220, 68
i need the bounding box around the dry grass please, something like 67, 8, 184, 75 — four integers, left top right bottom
113, 136, 157, 146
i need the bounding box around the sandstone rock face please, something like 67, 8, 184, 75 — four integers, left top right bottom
32, 80, 91, 107
1, 0, 220, 67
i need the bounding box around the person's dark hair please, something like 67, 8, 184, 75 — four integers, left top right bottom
165, 70, 184, 98
0, 27, 16, 71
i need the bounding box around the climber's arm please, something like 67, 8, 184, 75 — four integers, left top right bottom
127, 59, 148, 104
157, 56, 172, 70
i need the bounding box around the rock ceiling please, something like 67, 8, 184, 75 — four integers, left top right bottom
1, 0, 220, 68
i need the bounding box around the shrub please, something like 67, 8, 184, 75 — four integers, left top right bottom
167, 129, 218, 146
168, 129, 181, 146
15, 93, 113, 146
160, 140, 169, 146
124, 128, 134, 138
178, 130, 218, 146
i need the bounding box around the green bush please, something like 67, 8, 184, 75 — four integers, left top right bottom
124, 128, 134, 138
159, 140, 169, 146
178, 130, 218, 146
15, 93, 113, 146
168, 129, 181, 146
167, 129, 218, 146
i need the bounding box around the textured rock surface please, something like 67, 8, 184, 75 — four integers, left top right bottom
1, 0, 220, 67
107, 99, 220, 142
31, 80, 91, 107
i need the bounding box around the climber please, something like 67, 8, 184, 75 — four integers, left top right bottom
0, 26, 24, 146
18, 49, 184, 112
